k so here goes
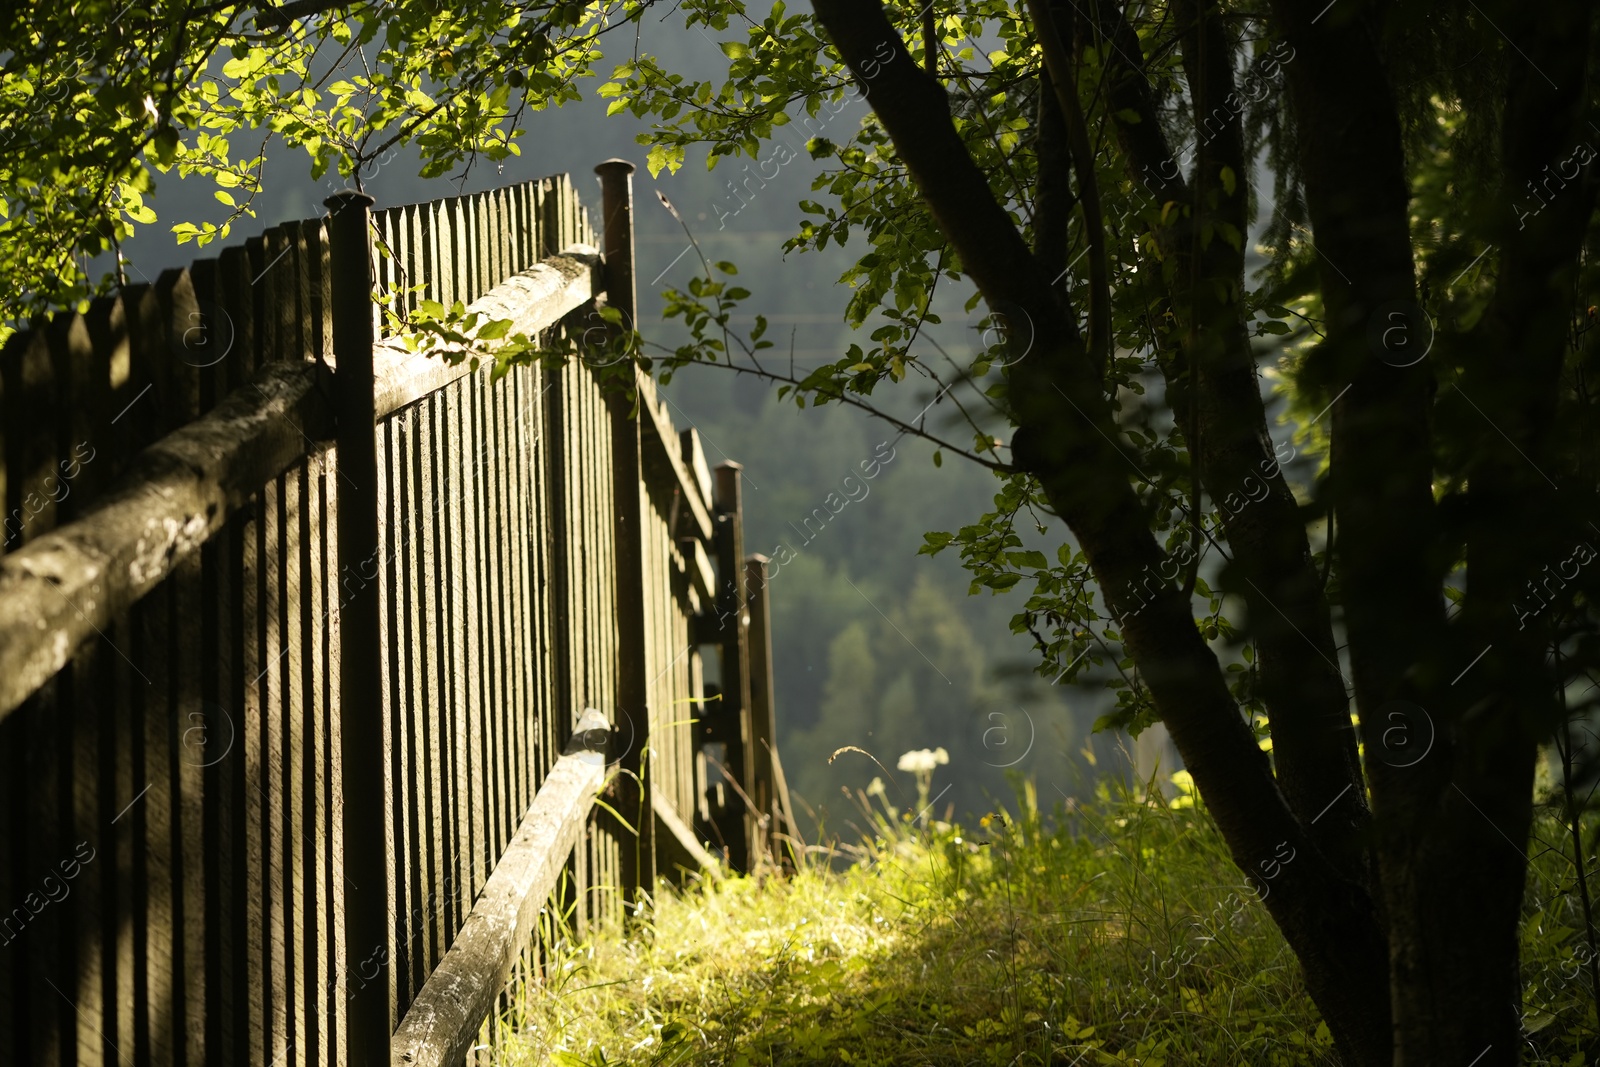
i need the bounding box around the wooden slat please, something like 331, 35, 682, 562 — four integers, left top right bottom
319, 461, 346, 1067
183, 258, 226, 414
433, 201, 453, 312
511, 370, 537, 816
283, 463, 308, 1067
245, 236, 267, 374
416, 396, 445, 979
297, 240, 333, 1067
216, 243, 255, 393
483, 370, 509, 868
240, 463, 268, 1067
78, 296, 140, 486
391, 411, 420, 1008
489, 376, 517, 838
376, 415, 403, 1029
444, 381, 472, 942
25, 684, 69, 1067
459, 198, 477, 305
303, 220, 333, 364
141, 551, 178, 1067
1, 327, 60, 551
261, 228, 289, 363
426, 390, 457, 942
263, 473, 290, 1067
205, 510, 245, 1066
460, 378, 487, 908
70, 630, 111, 1067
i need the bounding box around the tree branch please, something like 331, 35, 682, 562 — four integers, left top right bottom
1029, 0, 1111, 375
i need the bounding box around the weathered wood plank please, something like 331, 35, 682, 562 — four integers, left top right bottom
680, 428, 714, 515
370, 251, 599, 424
681, 536, 716, 613
636, 373, 712, 544
651, 789, 721, 877
0, 360, 335, 724
389, 710, 608, 1067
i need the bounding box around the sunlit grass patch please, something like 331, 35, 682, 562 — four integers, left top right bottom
498, 775, 1348, 1066
498, 772, 1600, 1066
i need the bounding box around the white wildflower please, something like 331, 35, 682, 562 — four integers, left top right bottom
897, 747, 949, 773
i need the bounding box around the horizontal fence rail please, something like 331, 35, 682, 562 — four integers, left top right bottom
0, 165, 792, 1067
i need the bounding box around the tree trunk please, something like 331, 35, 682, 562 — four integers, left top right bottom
805, 3, 1395, 1061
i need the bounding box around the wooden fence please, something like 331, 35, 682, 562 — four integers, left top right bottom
0, 162, 792, 1067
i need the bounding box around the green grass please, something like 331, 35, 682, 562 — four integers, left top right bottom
495, 771, 1600, 1067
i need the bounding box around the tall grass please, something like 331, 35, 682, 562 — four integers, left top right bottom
494, 768, 1600, 1066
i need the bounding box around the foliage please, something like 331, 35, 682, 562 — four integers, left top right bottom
0, 0, 615, 338
593, 0, 1320, 740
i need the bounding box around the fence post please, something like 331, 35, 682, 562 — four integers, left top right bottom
593, 160, 637, 330
325, 189, 391, 1067
711, 463, 756, 870
595, 160, 654, 907
744, 555, 795, 870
